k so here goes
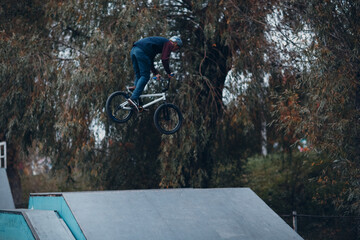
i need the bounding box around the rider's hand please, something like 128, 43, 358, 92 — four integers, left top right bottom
155, 74, 161, 80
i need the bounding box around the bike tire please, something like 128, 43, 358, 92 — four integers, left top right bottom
154, 103, 183, 134
106, 91, 133, 123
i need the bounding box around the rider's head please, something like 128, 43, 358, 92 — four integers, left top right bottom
170, 36, 183, 51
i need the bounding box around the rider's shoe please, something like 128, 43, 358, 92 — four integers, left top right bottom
128, 98, 139, 112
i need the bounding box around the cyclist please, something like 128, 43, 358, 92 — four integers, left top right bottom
128, 36, 183, 112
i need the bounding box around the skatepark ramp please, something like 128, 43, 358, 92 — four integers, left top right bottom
0, 209, 75, 240
0, 188, 303, 240
0, 141, 15, 210
0, 168, 15, 210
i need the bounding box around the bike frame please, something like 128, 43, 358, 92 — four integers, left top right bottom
139, 92, 166, 109
121, 92, 166, 111
122, 78, 170, 110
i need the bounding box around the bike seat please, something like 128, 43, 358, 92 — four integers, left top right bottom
126, 86, 136, 91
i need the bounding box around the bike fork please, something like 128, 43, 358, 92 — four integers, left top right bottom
162, 101, 171, 121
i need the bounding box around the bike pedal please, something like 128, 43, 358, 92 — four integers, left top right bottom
138, 107, 149, 113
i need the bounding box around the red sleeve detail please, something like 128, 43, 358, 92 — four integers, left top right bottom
161, 41, 173, 74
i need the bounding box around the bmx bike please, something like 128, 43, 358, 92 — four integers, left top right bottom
106, 77, 183, 135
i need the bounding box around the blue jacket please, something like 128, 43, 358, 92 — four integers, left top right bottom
133, 37, 173, 74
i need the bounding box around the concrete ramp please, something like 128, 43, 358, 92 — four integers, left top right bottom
0, 209, 75, 240
29, 188, 303, 240
0, 168, 15, 209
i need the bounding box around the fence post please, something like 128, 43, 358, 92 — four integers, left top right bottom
292, 211, 298, 232
0, 141, 6, 169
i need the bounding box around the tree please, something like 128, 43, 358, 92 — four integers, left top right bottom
43, 0, 168, 189
273, 0, 360, 216
0, 0, 168, 198
0, 0, 58, 205
158, 0, 279, 187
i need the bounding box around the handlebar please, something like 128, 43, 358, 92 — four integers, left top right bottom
152, 73, 174, 80
153, 74, 174, 92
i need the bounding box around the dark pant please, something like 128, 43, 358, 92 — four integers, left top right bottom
130, 47, 151, 100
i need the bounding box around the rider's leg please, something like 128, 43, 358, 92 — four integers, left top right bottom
130, 48, 151, 101
130, 48, 141, 86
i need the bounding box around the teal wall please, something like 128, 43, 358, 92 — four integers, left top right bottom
29, 196, 85, 240
0, 211, 35, 240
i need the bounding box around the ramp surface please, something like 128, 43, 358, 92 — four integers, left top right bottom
29, 188, 303, 240
0, 168, 15, 209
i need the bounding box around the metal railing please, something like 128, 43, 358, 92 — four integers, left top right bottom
0, 141, 6, 169
281, 211, 360, 239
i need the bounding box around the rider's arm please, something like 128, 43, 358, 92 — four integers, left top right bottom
150, 62, 159, 75
161, 41, 173, 75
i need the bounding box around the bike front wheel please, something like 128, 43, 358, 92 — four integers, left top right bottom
154, 103, 183, 134
106, 91, 133, 123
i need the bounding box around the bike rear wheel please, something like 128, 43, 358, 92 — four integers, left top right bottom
106, 91, 133, 123
154, 103, 183, 134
